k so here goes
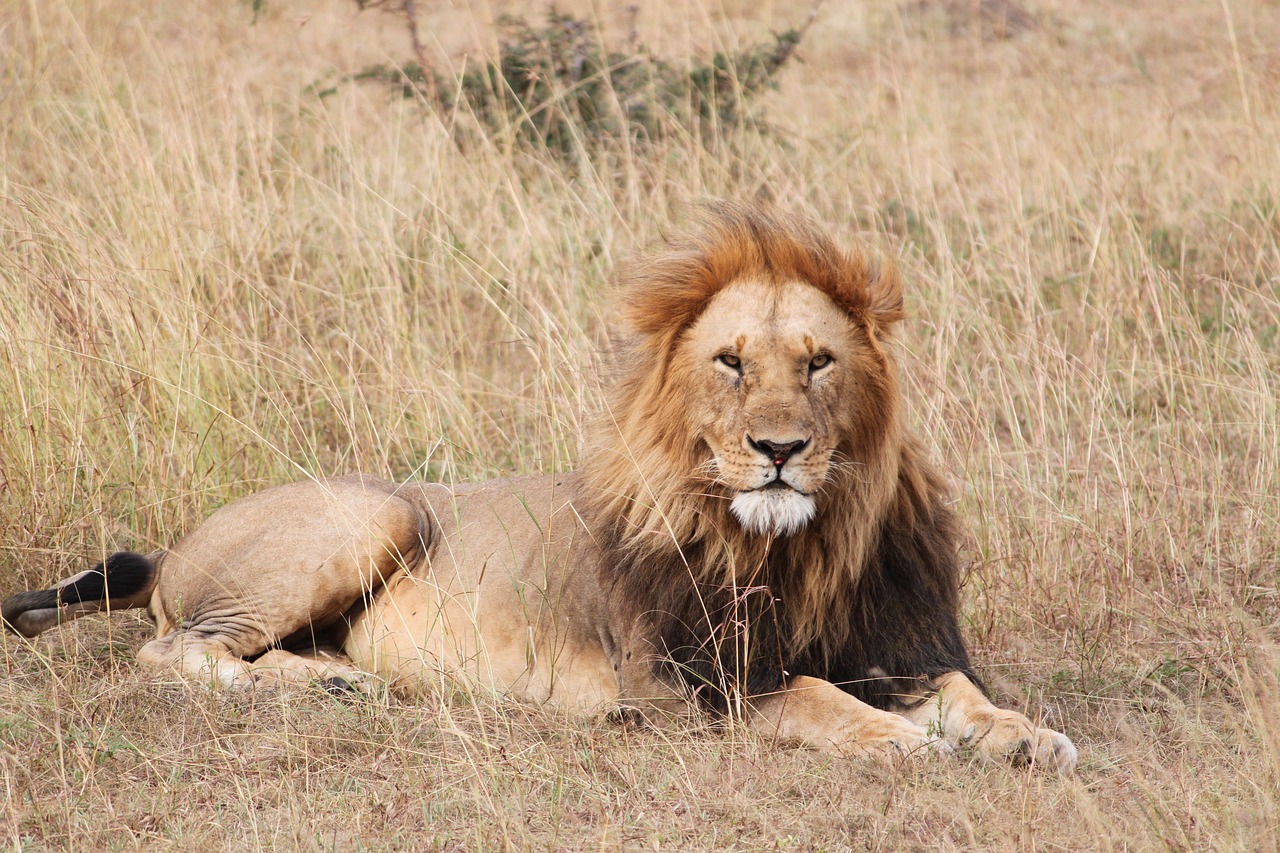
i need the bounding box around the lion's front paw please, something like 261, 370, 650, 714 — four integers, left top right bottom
836, 714, 955, 763
961, 710, 1077, 774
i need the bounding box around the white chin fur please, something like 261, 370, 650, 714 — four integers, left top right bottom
730, 489, 816, 537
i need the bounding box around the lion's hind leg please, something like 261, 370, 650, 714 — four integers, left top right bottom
899, 671, 1078, 774
140, 476, 429, 693
251, 637, 380, 695
138, 628, 379, 694
137, 631, 258, 688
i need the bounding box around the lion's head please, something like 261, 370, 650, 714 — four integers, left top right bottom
584, 202, 907, 549
674, 274, 899, 537
581, 203, 920, 668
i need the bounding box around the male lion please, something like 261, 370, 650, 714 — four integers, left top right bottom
3, 203, 1076, 772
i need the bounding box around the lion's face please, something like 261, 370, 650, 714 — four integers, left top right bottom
673, 277, 891, 537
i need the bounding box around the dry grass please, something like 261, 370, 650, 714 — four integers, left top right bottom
1, 0, 1278, 848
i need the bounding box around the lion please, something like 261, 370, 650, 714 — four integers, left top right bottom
2, 202, 1076, 772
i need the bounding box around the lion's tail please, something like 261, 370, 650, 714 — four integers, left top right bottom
2, 551, 162, 638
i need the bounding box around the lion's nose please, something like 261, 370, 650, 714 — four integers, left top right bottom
747, 437, 809, 466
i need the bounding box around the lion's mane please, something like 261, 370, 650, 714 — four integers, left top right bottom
581, 202, 976, 711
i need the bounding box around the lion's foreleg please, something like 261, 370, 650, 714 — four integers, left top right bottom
748, 674, 952, 761
898, 671, 1077, 773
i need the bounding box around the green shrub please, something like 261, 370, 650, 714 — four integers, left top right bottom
330, 12, 807, 158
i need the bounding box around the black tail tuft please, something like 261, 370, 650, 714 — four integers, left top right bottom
54, 552, 154, 605
2, 551, 158, 636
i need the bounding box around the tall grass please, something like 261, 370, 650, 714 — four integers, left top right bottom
1, 0, 1278, 848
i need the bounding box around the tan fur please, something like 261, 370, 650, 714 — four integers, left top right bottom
4, 203, 1076, 773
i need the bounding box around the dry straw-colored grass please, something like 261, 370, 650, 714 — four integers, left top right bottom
1, 0, 1278, 848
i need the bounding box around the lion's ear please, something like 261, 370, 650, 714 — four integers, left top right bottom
865, 258, 906, 334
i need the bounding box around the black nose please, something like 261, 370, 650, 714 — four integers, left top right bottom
748, 437, 809, 466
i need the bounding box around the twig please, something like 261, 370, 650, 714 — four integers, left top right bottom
403, 0, 429, 71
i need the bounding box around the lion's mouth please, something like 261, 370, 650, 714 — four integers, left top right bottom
751, 473, 814, 497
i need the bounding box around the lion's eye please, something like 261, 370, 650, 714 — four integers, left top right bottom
809, 353, 833, 372
716, 353, 743, 372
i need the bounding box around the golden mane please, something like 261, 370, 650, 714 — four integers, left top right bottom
581, 202, 925, 663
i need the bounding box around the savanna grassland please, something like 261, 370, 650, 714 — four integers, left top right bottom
1, 0, 1278, 849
